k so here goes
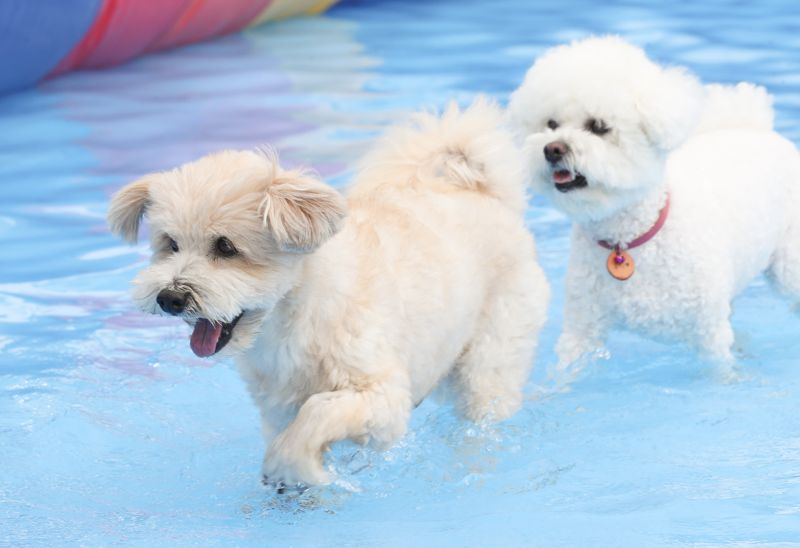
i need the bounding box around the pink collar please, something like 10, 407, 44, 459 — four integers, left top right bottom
598, 193, 670, 251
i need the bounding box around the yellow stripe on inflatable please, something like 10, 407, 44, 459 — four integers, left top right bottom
307, 0, 339, 15
248, 0, 338, 27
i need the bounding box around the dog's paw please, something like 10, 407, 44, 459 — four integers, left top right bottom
261, 435, 331, 488
261, 475, 309, 495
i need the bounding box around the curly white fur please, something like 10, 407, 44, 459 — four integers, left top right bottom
108, 98, 549, 486
508, 36, 800, 371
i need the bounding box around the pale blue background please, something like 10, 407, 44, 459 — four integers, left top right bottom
1, 0, 799, 545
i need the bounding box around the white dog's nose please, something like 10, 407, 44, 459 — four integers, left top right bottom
544, 141, 569, 163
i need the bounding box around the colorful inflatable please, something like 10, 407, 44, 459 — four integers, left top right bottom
0, 0, 338, 95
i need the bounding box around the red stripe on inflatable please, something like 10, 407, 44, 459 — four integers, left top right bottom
149, 0, 269, 51
148, 0, 206, 51
42, 0, 294, 81
82, 0, 191, 68
48, 0, 118, 76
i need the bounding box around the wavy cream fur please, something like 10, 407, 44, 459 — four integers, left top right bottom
508, 36, 800, 370
109, 98, 549, 486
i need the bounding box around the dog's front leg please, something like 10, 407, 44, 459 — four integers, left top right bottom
556, 269, 612, 373
262, 383, 412, 487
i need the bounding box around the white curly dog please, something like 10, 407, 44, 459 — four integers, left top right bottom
108, 98, 549, 487
508, 36, 800, 373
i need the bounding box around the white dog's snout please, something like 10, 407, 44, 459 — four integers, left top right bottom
544, 140, 570, 164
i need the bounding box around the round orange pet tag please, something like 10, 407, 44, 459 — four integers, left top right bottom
607, 248, 635, 280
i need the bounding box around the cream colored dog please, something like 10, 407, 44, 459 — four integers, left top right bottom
108, 98, 549, 488
508, 36, 800, 372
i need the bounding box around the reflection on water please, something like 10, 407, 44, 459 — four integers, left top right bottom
1, 0, 799, 544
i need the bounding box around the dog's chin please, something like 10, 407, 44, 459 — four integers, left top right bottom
542, 169, 617, 221
552, 169, 588, 193
185, 309, 267, 358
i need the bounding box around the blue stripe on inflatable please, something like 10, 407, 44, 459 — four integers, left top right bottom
0, 0, 101, 95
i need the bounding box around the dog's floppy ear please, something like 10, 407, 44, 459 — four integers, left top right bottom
108, 176, 152, 243
260, 169, 346, 253
636, 67, 704, 151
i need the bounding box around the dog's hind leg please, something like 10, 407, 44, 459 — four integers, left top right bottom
453, 258, 549, 423
767, 204, 800, 310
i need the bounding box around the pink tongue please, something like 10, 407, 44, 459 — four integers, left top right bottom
553, 169, 573, 184
190, 319, 223, 357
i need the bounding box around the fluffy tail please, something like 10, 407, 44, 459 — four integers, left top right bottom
694, 82, 774, 135
353, 97, 528, 214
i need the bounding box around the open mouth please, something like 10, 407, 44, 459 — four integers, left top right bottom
189, 312, 244, 357
553, 169, 588, 193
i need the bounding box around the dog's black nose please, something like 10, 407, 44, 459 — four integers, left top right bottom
156, 289, 188, 315
544, 141, 569, 163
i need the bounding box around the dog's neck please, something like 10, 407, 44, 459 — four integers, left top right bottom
580, 185, 669, 247
243, 242, 355, 406
269, 233, 357, 336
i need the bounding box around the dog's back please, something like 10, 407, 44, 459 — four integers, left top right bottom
694, 82, 774, 135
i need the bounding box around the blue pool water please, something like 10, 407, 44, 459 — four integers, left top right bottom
2, 0, 800, 545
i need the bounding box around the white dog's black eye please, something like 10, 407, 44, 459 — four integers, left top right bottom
215, 237, 237, 257
547, 119, 559, 130
586, 118, 610, 136
168, 237, 179, 253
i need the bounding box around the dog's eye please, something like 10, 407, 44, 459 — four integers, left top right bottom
546, 119, 559, 130
168, 237, 179, 253
586, 118, 610, 136
215, 237, 237, 258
